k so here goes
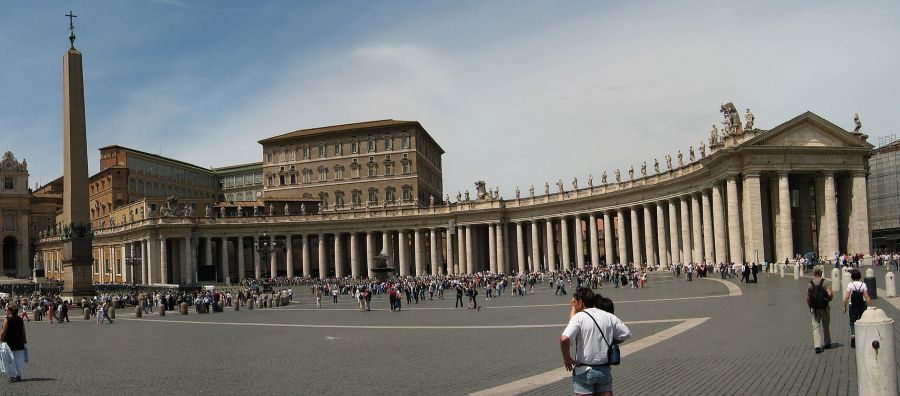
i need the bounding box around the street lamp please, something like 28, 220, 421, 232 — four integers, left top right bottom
254, 231, 281, 278
125, 255, 142, 285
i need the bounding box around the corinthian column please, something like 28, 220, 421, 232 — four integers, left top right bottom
712, 183, 726, 264
655, 203, 667, 268
561, 217, 571, 270
680, 197, 692, 264
603, 211, 614, 265
589, 214, 600, 267
488, 224, 497, 273
617, 210, 628, 264
531, 221, 543, 271
701, 190, 714, 264
821, 173, 839, 259
546, 219, 557, 272
574, 216, 586, 269
777, 172, 793, 261
630, 207, 642, 265
516, 222, 526, 274
643, 204, 655, 267
726, 176, 744, 264
848, 171, 871, 255
690, 194, 702, 262
668, 200, 680, 265
744, 173, 764, 263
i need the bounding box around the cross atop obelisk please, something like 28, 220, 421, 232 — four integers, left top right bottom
66, 10, 77, 49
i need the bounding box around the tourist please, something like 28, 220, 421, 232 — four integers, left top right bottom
455, 283, 464, 308
842, 269, 872, 348
560, 288, 631, 395
0, 304, 27, 383
315, 287, 322, 309
807, 267, 832, 353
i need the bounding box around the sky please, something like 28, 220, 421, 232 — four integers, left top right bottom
2, 1, 899, 196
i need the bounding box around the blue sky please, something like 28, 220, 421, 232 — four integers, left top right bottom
2, 1, 899, 195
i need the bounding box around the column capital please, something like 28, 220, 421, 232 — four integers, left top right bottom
742, 171, 761, 179
820, 170, 835, 178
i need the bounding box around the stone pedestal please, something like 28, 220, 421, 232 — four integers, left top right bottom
134, 305, 143, 318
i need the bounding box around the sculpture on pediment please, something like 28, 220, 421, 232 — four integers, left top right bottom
709, 124, 719, 146
572, 177, 578, 190
628, 166, 634, 180
515, 186, 520, 199
745, 108, 755, 130
587, 174, 593, 188
689, 146, 695, 162
456, 192, 462, 202
556, 179, 564, 194
284, 203, 290, 215
677, 150, 684, 167
720, 102, 743, 135
699, 142, 706, 158
614, 169, 621, 183
494, 187, 500, 200
0, 151, 27, 173
183, 205, 195, 217
544, 182, 550, 195
665, 154, 672, 170
236, 205, 243, 216
444, 195, 450, 205
529, 185, 535, 197
165, 196, 179, 214
601, 171, 607, 185
475, 181, 488, 200
854, 113, 862, 133
205, 204, 212, 218
654, 158, 660, 174
640, 161, 647, 177
465, 190, 470, 201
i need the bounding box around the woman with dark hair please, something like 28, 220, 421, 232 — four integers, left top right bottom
560, 288, 630, 395
0, 304, 27, 382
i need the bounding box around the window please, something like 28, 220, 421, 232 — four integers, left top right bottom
290, 174, 297, 184
351, 167, 360, 178
318, 145, 327, 158
401, 136, 410, 149
368, 165, 377, 177
3, 177, 13, 190
384, 136, 393, 151
335, 167, 344, 180
368, 156, 375, 163
402, 153, 409, 160
279, 150, 286, 163
402, 186, 413, 201
319, 193, 329, 209
302, 172, 311, 183
267, 175, 274, 187
368, 139, 376, 152
368, 188, 378, 203
266, 152, 273, 163
385, 187, 396, 203
289, 149, 297, 161
352, 190, 361, 205
319, 170, 327, 182
4, 213, 15, 231
334, 143, 343, 156
335, 191, 345, 207
351, 141, 359, 154
302, 147, 310, 159
385, 164, 394, 175
402, 163, 411, 174
279, 175, 285, 185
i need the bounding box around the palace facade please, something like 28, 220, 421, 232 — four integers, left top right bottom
32, 110, 875, 284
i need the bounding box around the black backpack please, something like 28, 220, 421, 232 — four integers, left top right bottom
850, 283, 866, 306
807, 279, 829, 309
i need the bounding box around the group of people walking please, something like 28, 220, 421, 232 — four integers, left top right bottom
807, 267, 874, 353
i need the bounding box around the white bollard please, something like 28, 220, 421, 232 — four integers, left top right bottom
780, 264, 785, 278
866, 268, 875, 279
794, 263, 800, 280
832, 268, 842, 293
855, 307, 898, 396
842, 268, 852, 297
886, 272, 896, 298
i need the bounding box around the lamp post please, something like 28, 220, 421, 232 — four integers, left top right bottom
125, 256, 141, 285
254, 231, 281, 279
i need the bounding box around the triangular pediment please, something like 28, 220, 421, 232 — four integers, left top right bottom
743, 111, 873, 149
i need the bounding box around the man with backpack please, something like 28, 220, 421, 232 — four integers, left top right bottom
842, 269, 873, 348
807, 268, 833, 353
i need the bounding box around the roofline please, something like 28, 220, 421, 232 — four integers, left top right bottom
211, 161, 264, 172
257, 120, 445, 154
98, 145, 214, 174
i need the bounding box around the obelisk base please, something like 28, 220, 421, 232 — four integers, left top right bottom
61, 236, 95, 304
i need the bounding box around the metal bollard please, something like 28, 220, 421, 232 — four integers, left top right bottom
233, 300, 240, 312
180, 302, 189, 315
865, 268, 878, 299
794, 264, 800, 280
135, 305, 143, 318
83, 307, 90, 320
887, 272, 897, 298
855, 307, 898, 396
160, 305, 166, 316
831, 268, 842, 293
780, 264, 785, 278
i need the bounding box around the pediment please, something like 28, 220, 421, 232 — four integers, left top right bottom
743, 111, 873, 149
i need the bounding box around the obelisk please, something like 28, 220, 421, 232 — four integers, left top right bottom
61, 11, 94, 301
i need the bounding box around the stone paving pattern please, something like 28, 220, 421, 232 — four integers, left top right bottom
2, 266, 897, 395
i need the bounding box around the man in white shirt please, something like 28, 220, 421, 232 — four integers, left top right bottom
560, 288, 631, 396
841, 269, 873, 348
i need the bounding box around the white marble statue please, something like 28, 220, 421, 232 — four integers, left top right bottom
284, 203, 290, 215
587, 174, 593, 188
854, 113, 862, 133
601, 171, 607, 185
572, 177, 578, 190
614, 169, 621, 183
654, 158, 660, 174
640, 161, 647, 176
556, 179, 564, 194
745, 108, 755, 130
545, 182, 550, 195
677, 150, 684, 167
699, 142, 706, 158
710, 124, 719, 145
515, 186, 520, 199
529, 185, 535, 197
628, 166, 634, 180
689, 146, 695, 162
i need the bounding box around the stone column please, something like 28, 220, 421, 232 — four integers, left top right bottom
465, 225, 475, 274
655, 203, 668, 267
603, 211, 614, 265
446, 229, 456, 274
98, 247, 105, 283
159, 238, 167, 284
546, 219, 557, 272
815, 175, 827, 259
317, 234, 327, 279
183, 236, 193, 284
690, 193, 703, 262
561, 217, 572, 270
457, 227, 467, 274
777, 172, 794, 261
617, 210, 629, 264
630, 207, 642, 265
205, 237, 213, 277
398, 230, 409, 276
366, 232, 376, 277
335, 233, 345, 278
796, 178, 813, 254
532, 220, 544, 271
221, 237, 230, 284
680, 197, 692, 264
848, 171, 871, 255
285, 235, 294, 279
496, 224, 507, 274
770, 176, 780, 261
575, 216, 586, 269
430, 228, 440, 275
589, 214, 600, 267
516, 221, 526, 274
643, 205, 655, 267
744, 173, 765, 263
383, 231, 394, 266
701, 190, 714, 264
140, 239, 148, 285
302, 234, 311, 277
270, 236, 278, 278
118, 245, 125, 282
668, 200, 680, 265
237, 237, 245, 281
711, 183, 726, 264
414, 229, 425, 276
253, 235, 261, 279
488, 224, 497, 273
350, 232, 360, 278
726, 176, 744, 264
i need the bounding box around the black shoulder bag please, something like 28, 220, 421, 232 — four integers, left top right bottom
585, 312, 621, 365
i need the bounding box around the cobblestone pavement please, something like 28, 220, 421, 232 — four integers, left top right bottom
2, 266, 897, 395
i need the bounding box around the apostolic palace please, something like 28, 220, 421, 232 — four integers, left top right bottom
3, 30, 877, 287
